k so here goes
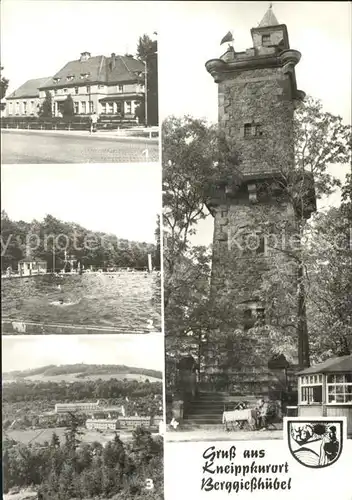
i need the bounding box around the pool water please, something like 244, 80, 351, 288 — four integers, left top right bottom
1, 273, 161, 332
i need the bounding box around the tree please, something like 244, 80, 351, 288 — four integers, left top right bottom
163, 96, 351, 379
255, 96, 351, 366
0, 65, 9, 111
62, 94, 74, 118
162, 115, 240, 308
136, 34, 158, 126
38, 90, 52, 118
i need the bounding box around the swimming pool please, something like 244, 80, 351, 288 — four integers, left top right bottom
1, 272, 161, 332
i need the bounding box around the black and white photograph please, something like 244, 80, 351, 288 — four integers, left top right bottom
1, 1, 159, 164
162, 2, 352, 442
1, 163, 161, 335
2, 334, 164, 500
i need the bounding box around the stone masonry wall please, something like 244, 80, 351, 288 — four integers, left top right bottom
208, 64, 299, 380
218, 66, 295, 176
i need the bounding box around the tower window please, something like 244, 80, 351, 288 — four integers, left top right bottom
255, 308, 265, 325
243, 307, 266, 331
241, 231, 266, 255
243, 123, 263, 137
262, 34, 271, 46
244, 123, 252, 137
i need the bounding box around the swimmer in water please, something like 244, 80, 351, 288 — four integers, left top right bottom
50, 298, 81, 306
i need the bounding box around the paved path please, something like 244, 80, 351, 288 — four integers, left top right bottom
1, 129, 159, 163
165, 428, 283, 442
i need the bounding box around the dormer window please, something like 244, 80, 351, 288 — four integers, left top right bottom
53, 77, 61, 84
262, 34, 271, 46
80, 73, 89, 79
67, 75, 74, 82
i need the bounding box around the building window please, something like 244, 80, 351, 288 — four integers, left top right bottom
262, 34, 271, 46
106, 102, 112, 114
125, 101, 132, 114
63, 88, 68, 93
81, 101, 87, 114
74, 102, 79, 114
98, 85, 104, 89
243, 123, 263, 137
118, 84, 124, 92
67, 75, 74, 82
75, 87, 79, 95
54, 89, 58, 95
244, 123, 252, 137
243, 307, 265, 331
8, 102, 13, 115
300, 375, 323, 405
101, 102, 106, 114
89, 101, 94, 113
241, 231, 265, 255
327, 374, 352, 404
23, 101, 27, 114
16, 102, 20, 114
86, 86, 90, 94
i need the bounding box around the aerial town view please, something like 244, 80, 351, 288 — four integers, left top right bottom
2, 334, 164, 500
1, 164, 161, 335
1, 2, 159, 163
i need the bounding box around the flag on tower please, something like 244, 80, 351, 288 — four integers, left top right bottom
220, 31, 234, 45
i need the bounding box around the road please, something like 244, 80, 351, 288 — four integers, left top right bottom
1, 129, 159, 163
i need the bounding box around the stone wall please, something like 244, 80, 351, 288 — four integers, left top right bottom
218, 66, 295, 176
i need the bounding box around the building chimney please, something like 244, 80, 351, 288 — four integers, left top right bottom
80, 51, 91, 62
110, 53, 116, 70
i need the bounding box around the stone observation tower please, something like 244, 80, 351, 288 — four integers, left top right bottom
204, 5, 316, 383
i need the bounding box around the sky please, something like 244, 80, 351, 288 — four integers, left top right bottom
2, 333, 164, 372
158, 1, 351, 124
1, 1, 351, 247
1, 164, 161, 243
157, 1, 351, 245
1, 0, 159, 96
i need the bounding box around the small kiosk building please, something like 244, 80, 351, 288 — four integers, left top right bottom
297, 355, 352, 436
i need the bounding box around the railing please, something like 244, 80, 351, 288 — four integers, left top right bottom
0, 116, 158, 133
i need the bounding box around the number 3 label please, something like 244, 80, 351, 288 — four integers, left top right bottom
145, 479, 154, 490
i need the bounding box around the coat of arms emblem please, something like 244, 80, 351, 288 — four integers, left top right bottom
286, 419, 344, 468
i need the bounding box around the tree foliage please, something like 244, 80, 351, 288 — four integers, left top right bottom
163, 96, 352, 385
0, 65, 9, 109
136, 34, 158, 126
38, 91, 52, 118
1, 212, 159, 272
62, 94, 74, 118
3, 426, 163, 499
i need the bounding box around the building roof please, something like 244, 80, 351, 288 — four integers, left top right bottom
119, 416, 150, 420
19, 257, 47, 263
298, 355, 352, 375
258, 5, 280, 27
86, 419, 118, 424
40, 54, 144, 89
7, 77, 51, 99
